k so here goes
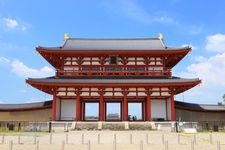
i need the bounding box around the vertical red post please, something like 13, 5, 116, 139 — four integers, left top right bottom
99, 94, 104, 121
170, 94, 175, 121
123, 94, 128, 121
76, 94, 81, 121
52, 90, 56, 121
165, 99, 168, 120
145, 94, 151, 121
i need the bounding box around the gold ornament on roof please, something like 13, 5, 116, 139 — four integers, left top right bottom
158, 33, 163, 40
64, 33, 70, 40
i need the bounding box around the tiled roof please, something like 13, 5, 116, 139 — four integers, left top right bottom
0, 100, 52, 111
175, 101, 225, 112
39, 38, 188, 50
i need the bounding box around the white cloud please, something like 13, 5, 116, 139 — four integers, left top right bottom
181, 34, 225, 86
3, 18, 18, 28
1, 18, 27, 31
0, 57, 54, 78
176, 33, 225, 104
205, 33, 225, 53
0, 57, 10, 65
186, 53, 225, 86
105, 0, 177, 24
176, 58, 225, 103
11, 60, 54, 78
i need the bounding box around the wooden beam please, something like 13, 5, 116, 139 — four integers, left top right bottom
170, 93, 175, 121
123, 92, 128, 121
145, 94, 151, 121
52, 89, 56, 121
76, 93, 81, 121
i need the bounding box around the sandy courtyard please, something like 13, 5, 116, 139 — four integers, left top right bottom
0, 131, 225, 150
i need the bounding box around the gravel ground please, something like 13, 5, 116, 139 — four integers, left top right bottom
0, 131, 225, 150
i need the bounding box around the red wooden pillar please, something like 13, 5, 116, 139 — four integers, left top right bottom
52, 90, 56, 121
170, 93, 175, 121
76, 94, 81, 121
145, 94, 151, 121
123, 94, 128, 121
99, 94, 104, 121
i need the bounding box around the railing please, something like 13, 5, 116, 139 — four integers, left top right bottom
57, 70, 171, 77
58, 65, 171, 76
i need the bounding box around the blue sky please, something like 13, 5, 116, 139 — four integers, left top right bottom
0, 0, 225, 104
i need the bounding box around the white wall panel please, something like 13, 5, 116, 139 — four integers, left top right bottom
138, 92, 146, 96
114, 92, 123, 96
60, 99, 76, 120
90, 92, 99, 96
81, 92, 89, 96
105, 92, 113, 96
128, 92, 136, 96
151, 99, 166, 120
151, 92, 160, 96
57, 92, 66, 96
67, 92, 76, 96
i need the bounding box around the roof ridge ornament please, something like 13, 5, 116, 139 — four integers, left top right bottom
64, 33, 70, 41
158, 33, 163, 40
158, 33, 167, 49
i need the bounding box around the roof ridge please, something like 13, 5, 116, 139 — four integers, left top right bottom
66, 38, 160, 40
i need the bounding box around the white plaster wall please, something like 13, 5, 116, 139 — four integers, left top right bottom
151, 99, 166, 120
60, 100, 76, 120
114, 92, 123, 96
128, 92, 136, 96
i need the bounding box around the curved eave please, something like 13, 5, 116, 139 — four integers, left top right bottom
36, 47, 191, 69
26, 78, 201, 95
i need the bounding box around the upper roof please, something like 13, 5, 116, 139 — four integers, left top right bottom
36, 37, 191, 69
39, 38, 189, 51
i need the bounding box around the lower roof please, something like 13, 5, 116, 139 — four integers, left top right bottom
27, 76, 200, 84
26, 76, 201, 95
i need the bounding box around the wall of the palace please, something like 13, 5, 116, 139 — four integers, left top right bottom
0, 109, 51, 122
1, 105, 225, 122
175, 109, 225, 122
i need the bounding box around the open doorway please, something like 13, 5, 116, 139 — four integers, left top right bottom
128, 102, 143, 121
106, 102, 121, 121
84, 102, 99, 121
